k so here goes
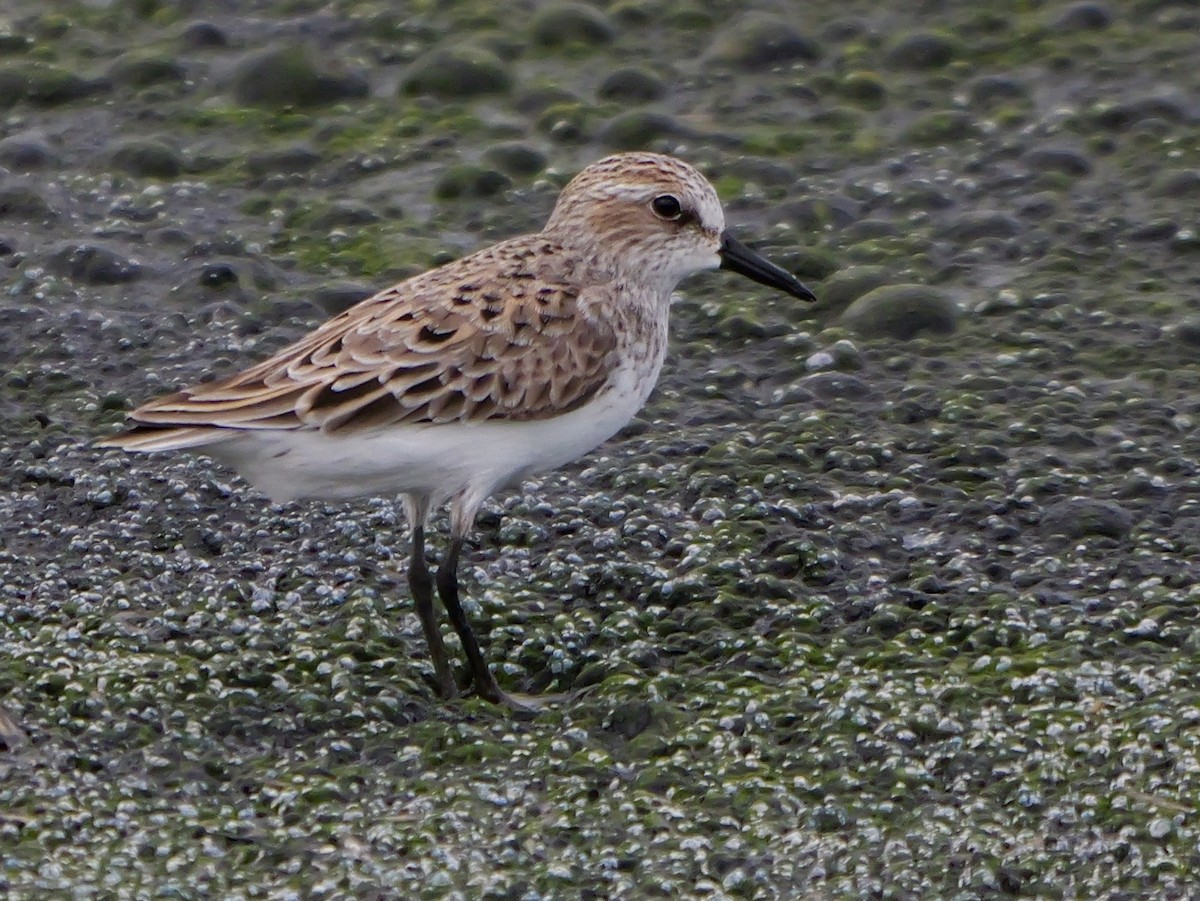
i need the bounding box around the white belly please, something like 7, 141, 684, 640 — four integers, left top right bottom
208, 356, 661, 507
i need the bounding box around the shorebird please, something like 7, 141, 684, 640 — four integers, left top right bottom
99, 152, 815, 709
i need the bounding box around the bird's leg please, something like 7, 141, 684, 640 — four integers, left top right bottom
434, 534, 506, 704
409, 524, 458, 700
435, 534, 562, 713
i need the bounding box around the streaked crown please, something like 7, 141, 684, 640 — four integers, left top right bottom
543, 152, 726, 287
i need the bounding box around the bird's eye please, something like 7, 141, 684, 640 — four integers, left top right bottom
651, 194, 683, 220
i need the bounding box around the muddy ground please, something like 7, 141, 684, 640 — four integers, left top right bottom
2, 0, 1199, 897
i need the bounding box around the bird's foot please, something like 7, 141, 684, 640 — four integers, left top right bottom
473, 675, 569, 714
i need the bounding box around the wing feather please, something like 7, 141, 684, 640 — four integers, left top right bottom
109, 236, 619, 443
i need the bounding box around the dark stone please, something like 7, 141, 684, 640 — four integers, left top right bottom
1051, 2, 1114, 31
108, 55, 187, 88
402, 46, 512, 98
514, 86, 578, 115
481, 143, 547, 178
109, 139, 184, 178
939, 211, 1024, 242
309, 202, 383, 230
843, 219, 900, 242
597, 111, 683, 150
885, 32, 960, 70
1176, 318, 1200, 348
1040, 498, 1134, 540
818, 266, 891, 311
1094, 95, 1187, 130
903, 110, 979, 145
433, 166, 512, 200
1023, 147, 1093, 177
313, 283, 375, 316
839, 71, 887, 109
530, 4, 617, 48
48, 243, 142, 284
798, 372, 874, 401
232, 46, 368, 108
1129, 219, 1178, 242
0, 185, 54, 218
968, 75, 1030, 107
246, 145, 321, 176
1016, 192, 1060, 219
179, 22, 229, 49
597, 68, 666, 103
841, 285, 959, 339
199, 263, 238, 289
0, 134, 58, 169
26, 65, 103, 106
707, 13, 821, 70
0, 33, 32, 55
1152, 169, 1200, 196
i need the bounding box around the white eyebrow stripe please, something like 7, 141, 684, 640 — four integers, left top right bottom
596, 184, 655, 202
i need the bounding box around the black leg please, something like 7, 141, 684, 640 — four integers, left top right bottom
435, 535, 508, 704
409, 525, 457, 699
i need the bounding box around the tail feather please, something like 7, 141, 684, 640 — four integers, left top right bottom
95, 425, 238, 453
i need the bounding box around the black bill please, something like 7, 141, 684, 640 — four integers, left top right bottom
719, 232, 816, 302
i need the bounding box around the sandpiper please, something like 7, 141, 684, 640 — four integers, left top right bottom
99, 152, 815, 709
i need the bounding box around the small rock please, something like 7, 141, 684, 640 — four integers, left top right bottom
1094, 95, 1187, 130
797, 371, 873, 401
401, 45, 511, 98
781, 195, 862, 229
1129, 219, 1178, 242
0, 185, 54, 218
108, 54, 187, 88
706, 13, 821, 70
723, 156, 796, 186
246, 145, 321, 176
48, 243, 142, 284
968, 75, 1030, 107
1125, 617, 1159, 638
514, 85, 579, 115
24, 63, 102, 106
1023, 147, 1093, 177
884, 32, 959, 69
481, 142, 547, 178
840, 284, 959, 340
842, 219, 899, 242
109, 139, 184, 178
433, 166, 512, 200
823, 17, 875, 41
0, 32, 32, 55
232, 46, 368, 108
1040, 498, 1134, 540
1016, 192, 1059, 219
198, 263, 238, 289
903, 110, 979, 145
818, 266, 891, 312
0, 133, 58, 169
597, 67, 666, 103
1051, 2, 1113, 31
839, 71, 887, 109
530, 4, 617, 48
891, 184, 954, 212
597, 111, 683, 151
939, 211, 1023, 242
1175, 318, 1200, 348
1152, 169, 1200, 197
314, 283, 375, 316
309, 202, 383, 230
179, 21, 229, 49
